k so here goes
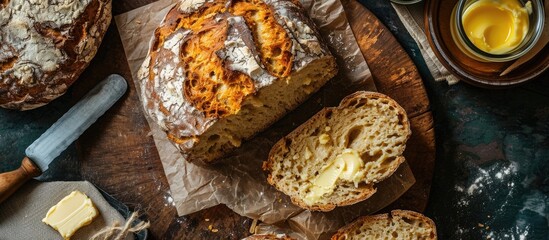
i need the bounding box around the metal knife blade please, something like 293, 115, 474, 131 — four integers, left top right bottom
25, 74, 127, 172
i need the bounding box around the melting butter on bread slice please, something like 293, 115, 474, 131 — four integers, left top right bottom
264, 91, 411, 211
331, 210, 437, 240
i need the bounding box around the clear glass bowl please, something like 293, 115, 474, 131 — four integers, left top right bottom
451, 0, 545, 62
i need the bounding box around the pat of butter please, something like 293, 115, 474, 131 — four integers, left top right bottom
43, 191, 98, 239
304, 149, 364, 205
318, 134, 330, 144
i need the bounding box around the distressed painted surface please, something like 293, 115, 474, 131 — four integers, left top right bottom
0, 93, 80, 181
361, 1, 549, 239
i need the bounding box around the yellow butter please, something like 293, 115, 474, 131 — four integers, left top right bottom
318, 134, 330, 144
42, 191, 99, 240
462, 0, 531, 54
338, 149, 364, 182
304, 149, 364, 205
305, 160, 344, 204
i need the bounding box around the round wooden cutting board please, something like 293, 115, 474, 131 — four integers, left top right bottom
76, 0, 435, 239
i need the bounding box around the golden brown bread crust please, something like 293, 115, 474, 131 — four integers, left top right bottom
140, 0, 335, 162
231, 0, 294, 78
264, 91, 410, 211
331, 210, 437, 240
181, 18, 256, 118
0, 0, 112, 110
145, 0, 295, 120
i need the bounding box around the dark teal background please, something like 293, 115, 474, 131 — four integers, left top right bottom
0, 93, 80, 181
0, 1, 547, 239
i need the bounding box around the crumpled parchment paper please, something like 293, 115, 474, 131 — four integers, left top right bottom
115, 0, 415, 238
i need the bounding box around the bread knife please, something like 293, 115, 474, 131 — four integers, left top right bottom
0, 74, 127, 204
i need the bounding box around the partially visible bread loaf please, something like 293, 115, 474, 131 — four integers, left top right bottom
139, 0, 337, 163
331, 210, 437, 240
264, 91, 411, 211
0, 0, 112, 110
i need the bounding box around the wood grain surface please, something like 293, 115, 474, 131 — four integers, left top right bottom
76, 1, 435, 239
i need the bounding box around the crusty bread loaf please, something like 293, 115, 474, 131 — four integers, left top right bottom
138, 0, 337, 163
0, 0, 112, 110
264, 91, 411, 211
331, 210, 437, 240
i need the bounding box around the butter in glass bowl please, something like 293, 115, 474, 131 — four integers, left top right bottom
450, 0, 545, 62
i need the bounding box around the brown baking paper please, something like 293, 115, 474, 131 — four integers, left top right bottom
115, 0, 415, 238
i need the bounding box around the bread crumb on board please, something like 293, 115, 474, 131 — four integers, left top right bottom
207, 224, 219, 233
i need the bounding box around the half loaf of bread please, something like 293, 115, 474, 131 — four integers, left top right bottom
264, 91, 411, 211
138, 0, 337, 163
331, 210, 437, 240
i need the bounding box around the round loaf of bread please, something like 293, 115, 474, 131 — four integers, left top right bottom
0, 0, 112, 110
139, 0, 337, 163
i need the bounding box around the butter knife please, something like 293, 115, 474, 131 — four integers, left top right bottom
0, 74, 127, 204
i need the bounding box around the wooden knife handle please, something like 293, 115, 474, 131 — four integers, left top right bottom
0, 157, 42, 204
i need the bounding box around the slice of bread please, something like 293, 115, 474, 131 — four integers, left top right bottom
264, 91, 411, 211
331, 210, 437, 240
